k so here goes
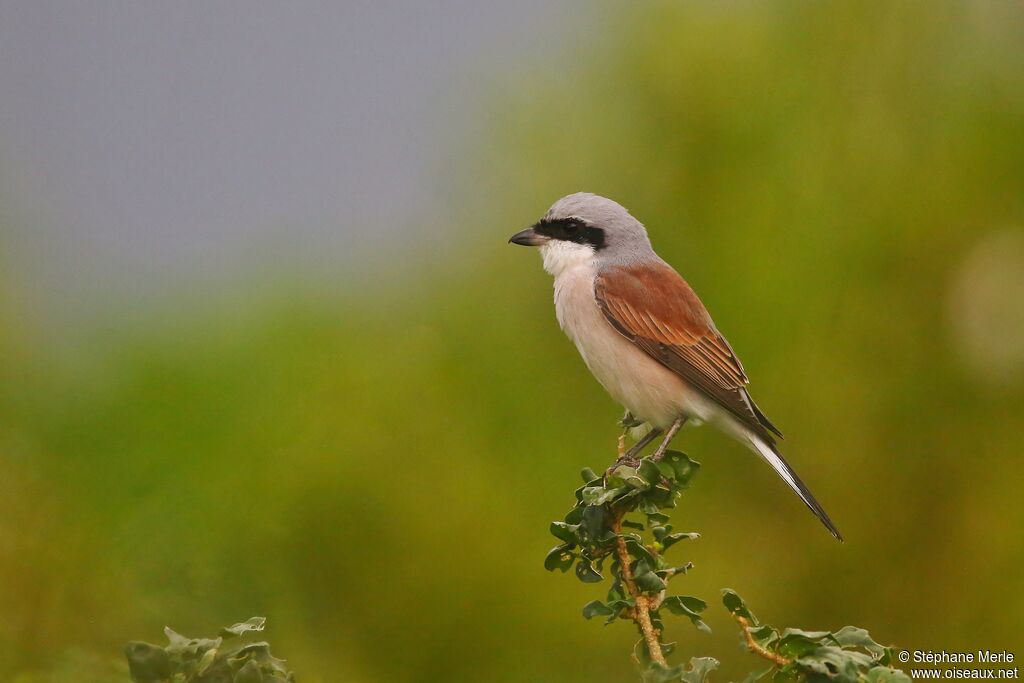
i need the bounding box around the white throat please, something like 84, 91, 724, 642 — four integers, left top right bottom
539, 240, 596, 278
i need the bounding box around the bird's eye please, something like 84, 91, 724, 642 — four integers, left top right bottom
564, 221, 580, 235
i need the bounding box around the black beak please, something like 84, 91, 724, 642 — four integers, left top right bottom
508, 227, 548, 247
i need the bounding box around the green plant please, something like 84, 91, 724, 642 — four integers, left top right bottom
546, 439, 911, 683
124, 618, 293, 683
721, 590, 910, 683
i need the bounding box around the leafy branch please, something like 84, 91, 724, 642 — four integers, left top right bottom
546, 441, 712, 682
125, 617, 293, 683
722, 590, 910, 683
546, 438, 913, 683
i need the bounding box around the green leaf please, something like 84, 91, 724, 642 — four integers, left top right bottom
780, 627, 834, 640
580, 467, 599, 483
642, 662, 687, 683
640, 500, 660, 515
544, 544, 575, 572
549, 521, 578, 544
162, 627, 191, 650
599, 486, 627, 504
235, 659, 265, 683
606, 582, 627, 601
646, 511, 671, 526
162, 627, 221, 661
575, 558, 603, 583
609, 464, 650, 489
662, 596, 711, 634
832, 626, 887, 657
646, 484, 677, 506
632, 560, 666, 593
220, 617, 266, 639
615, 489, 642, 506
777, 630, 831, 659
573, 484, 587, 503
747, 624, 779, 648
659, 451, 700, 486
634, 571, 666, 593
622, 519, 646, 531
232, 642, 290, 676
582, 600, 615, 620
564, 505, 585, 525
669, 595, 707, 613
664, 562, 694, 577
795, 646, 873, 683
721, 588, 758, 623
624, 537, 657, 567
196, 646, 218, 675
638, 458, 663, 485
661, 531, 699, 550
608, 463, 637, 478
681, 657, 720, 683
624, 473, 653, 489
604, 598, 634, 624
124, 642, 173, 683
580, 505, 606, 543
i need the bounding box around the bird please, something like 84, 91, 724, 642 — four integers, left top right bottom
509, 192, 842, 541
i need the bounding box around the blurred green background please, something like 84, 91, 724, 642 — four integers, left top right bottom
2, 2, 1023, 681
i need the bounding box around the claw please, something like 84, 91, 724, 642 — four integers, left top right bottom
605, 455, 640, 480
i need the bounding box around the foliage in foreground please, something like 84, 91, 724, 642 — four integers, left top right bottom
547, 449, 911, 683
721, 590, 910, 683
125, 618, 293, 683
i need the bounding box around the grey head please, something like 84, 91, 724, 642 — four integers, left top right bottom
508, 192, 654, 267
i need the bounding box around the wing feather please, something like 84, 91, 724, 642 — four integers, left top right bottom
594, 262, 841, 538
594, 262, 782, 440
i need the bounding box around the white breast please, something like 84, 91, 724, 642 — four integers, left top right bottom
550, 259, 714, 429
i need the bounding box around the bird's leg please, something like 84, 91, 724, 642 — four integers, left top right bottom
651, 416, 686, 461
622, 427, 663, 462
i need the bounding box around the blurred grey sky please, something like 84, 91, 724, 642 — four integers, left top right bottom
0, 2, 591, 317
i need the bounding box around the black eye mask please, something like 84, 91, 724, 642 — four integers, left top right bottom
533, 218, 607, 250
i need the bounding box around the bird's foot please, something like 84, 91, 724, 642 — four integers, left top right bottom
605, 455, 641, 479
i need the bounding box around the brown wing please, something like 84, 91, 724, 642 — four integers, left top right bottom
594, 262, 782, 441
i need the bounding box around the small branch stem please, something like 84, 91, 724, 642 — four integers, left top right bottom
734, 615, 792, 666
611, 507, 666, 667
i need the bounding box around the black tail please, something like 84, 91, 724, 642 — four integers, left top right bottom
748, 434, 843, 542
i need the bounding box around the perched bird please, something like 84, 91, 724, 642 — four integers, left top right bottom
509, 192, 842, 541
